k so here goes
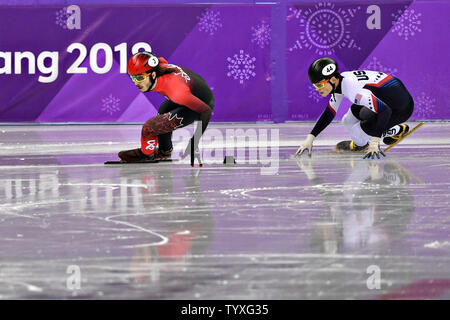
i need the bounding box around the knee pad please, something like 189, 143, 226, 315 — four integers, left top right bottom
359, 107, 376, 121
360, 120, 377, 137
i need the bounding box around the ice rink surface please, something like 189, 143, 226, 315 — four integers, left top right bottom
0, 122, 449, 299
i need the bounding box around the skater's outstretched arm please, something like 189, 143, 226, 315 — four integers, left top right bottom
295, 105, 335, 157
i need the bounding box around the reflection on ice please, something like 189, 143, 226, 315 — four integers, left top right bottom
296, 158, 415, 254
0, 123, 449, 299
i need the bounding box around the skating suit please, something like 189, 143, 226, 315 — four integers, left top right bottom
311, 70, 414, 138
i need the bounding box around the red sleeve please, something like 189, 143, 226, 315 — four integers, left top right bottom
160, 75, 210, 113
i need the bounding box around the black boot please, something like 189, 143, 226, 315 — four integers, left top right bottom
383, 124, 409, 145
154, 147, 173, 160
335, 140, 368, 152
118, 148, 154, 163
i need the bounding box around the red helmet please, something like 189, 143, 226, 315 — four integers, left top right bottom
127, 51, 160, 75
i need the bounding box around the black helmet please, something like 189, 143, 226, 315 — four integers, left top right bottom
308, 57, 339, 84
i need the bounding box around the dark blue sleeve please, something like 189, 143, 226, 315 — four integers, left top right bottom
310, 106, 336, 137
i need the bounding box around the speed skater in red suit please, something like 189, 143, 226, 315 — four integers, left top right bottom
118, 51, 214, 162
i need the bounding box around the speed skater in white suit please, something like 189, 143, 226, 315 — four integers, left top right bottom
295, 57, 414, 159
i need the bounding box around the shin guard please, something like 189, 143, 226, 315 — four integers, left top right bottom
141, 135, 158, 156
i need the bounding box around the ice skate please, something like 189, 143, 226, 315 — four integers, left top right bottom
118, 148, 154, 163
153, 148, 173, 160
335, 140, 368, 153
383, 124, 409, 145
116, 147, 173, 163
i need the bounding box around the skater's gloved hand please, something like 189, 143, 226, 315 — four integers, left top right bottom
295, 134, 315, 157
363, 137, 386, 160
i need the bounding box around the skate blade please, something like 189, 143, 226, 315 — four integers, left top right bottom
326, 146, 366, 154
324, 150, 366, 155
384, 122, 424, 152
104, 159, 177, 165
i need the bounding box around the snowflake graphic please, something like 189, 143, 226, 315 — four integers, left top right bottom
227, 50, 256, 85
363, 57, 398, 76
288, 2, 361, 55
55, 7, 71, 29
251, 20, 271, 49
412, 92, 436, 119
101, 94, 121, 115
307, 84, 323, 103
392, 7, 422, 40
197, 10, 222, 36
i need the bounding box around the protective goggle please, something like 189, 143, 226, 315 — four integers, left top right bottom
313, 79, 330, 90
129, 72, 152, 83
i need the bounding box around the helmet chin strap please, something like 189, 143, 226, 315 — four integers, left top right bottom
144, 75, 157, 92
329, 79, 336, 100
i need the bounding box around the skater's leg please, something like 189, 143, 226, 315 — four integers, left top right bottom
350, 122, 371, 147
336, 105, 371, 151
119, 102, 202, 162
336, 121, 371, 152
158, 132, 173, 154
142, 105, 199, 156
342, 105, 371, 146
382, 99, 414, 144
342, 105, 361, 133
157, 100, 178, 154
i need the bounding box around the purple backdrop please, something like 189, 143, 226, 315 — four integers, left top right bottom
0, 1, 448, 122
287, 0, 449, 121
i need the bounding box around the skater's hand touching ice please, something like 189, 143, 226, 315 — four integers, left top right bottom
363, 137, 386, 160
295, 134, 315, 157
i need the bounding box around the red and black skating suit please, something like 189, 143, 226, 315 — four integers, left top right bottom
141, 58, 214, 155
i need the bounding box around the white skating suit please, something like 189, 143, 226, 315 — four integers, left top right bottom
310, 70, 414, 143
